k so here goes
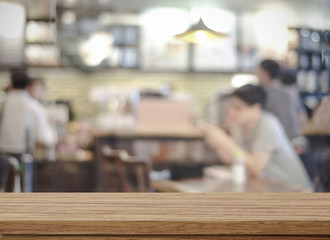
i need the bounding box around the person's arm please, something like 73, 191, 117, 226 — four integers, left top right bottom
201, 124, 271, 177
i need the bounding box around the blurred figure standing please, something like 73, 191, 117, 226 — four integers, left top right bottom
256, 59, 301, 140
279, 71, 308, 129
0, 70, 56, 156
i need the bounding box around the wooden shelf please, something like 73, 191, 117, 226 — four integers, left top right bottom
26, 18, 56, 22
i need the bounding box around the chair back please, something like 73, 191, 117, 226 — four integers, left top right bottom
0, 155, 21, 192
102, 146, 151, 192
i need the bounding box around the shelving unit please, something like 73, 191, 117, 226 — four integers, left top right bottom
25, 18, 59, 67
286, 27, 330, 117
57, 5, 140, 71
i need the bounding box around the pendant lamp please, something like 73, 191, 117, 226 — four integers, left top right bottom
174, 18, 228, 44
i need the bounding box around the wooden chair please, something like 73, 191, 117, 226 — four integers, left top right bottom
101, 145, 151, 192
0, 155, 21, 192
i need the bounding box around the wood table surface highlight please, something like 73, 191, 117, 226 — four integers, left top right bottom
0, 193, 329, 236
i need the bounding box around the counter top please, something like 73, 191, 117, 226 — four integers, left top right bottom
152, 176, 312, 193
93, 121, 330, 139
1, 193, 330, 237
302, 121, 330, 136
93, 125, 203, 138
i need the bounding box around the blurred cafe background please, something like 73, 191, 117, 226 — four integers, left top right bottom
0, 0, 329, 193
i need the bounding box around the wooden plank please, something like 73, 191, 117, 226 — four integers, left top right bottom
2, 236, 330, 240
0, 193, 330, 236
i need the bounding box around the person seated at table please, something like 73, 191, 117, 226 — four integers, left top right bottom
201, 84, 311, 188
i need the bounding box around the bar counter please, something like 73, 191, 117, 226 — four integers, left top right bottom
1, 193, 330, 239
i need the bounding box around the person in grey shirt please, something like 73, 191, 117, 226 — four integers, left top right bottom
256, 59, 301, 139
201, 84, 311, 188
279, 71, 308, 129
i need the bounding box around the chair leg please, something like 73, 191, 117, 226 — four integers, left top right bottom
135, 164, 146, 192
21, 154, 34, 192
115, 160, 131, 192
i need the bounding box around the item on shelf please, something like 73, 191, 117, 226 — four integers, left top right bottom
25, 45, 59, 66
319, 70, 330, 94
310, 31, 321, 52
299, 52, 310, 70
311, 53, 322, 71
299, 28, 311, 50
122, 47, 138, 68
323, 31, 330, 47
325, 52, 330, 70
305, 71, 318, 93
287, 27, 329, 119
297, 70, 307, 92
59, 18, 140, 69
26, 21, 57, 43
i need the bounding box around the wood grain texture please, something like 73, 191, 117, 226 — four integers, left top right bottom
2, 236, 330, 240
0, 193, 330, 236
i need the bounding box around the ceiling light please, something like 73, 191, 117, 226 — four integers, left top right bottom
174, 18, 227, 44
79, 32, 114, 67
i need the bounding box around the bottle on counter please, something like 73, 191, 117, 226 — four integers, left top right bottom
231, 151, 246, 186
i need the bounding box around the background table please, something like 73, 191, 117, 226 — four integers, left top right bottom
152, 176, 311, 193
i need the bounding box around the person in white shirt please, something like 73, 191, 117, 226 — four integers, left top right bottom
0, 70, 56, 155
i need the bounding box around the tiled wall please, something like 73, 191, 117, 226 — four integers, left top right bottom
0, 69, 233, 120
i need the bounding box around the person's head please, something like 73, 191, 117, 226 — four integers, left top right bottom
256, 59, 280, 87
280, 71, 296, 86
224, 84, 266, 127
28, 77, 46, 100
10, 69, 31, 90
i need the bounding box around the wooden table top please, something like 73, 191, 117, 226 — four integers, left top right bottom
152, 177, 311, 193
0, 193, 330, 236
